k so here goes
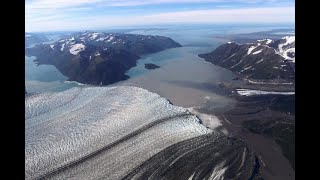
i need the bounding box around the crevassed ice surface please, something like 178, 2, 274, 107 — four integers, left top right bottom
25, 86, 211, 180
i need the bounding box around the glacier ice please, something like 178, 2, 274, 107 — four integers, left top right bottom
25, 86, 212, 179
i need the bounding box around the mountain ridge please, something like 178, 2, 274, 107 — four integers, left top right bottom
199, 36, 295, 82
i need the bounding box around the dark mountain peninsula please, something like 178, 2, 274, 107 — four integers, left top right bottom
26, 31, 182, 85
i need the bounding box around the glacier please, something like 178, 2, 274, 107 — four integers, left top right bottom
25, 86, 256, 180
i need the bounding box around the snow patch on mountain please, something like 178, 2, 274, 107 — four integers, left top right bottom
240, 65, 253, 72
276, 36, 295, 62
96, 37, 106, 41
252, 49, 262, 55
60, 44, 65, 51
283, 36, 295, 45
107, 36, 114, 42
256, 58, 264, 64
282, 48, 295, 62
69, 43, 86, 55
247, 45, 257, 55
90, 33, 100, 40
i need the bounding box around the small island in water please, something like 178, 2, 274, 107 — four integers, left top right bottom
144, 63, 160, 70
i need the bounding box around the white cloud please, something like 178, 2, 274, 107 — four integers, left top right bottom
25, 0, 294, 32
141, 6, 295, 23
108, 0, 263, 6
25, 0, 103, 9
26, 0, 291, 9
26, 6, 294, 32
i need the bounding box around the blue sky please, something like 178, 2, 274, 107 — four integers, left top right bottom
25, 0, 295, 32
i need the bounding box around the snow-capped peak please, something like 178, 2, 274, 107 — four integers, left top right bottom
90, 33, 100, 40
257, 39, 273, 45
282, 36, 295, 45
266, 39, 272, 44
243, 36, 295, 62
277, 36, 295, 62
